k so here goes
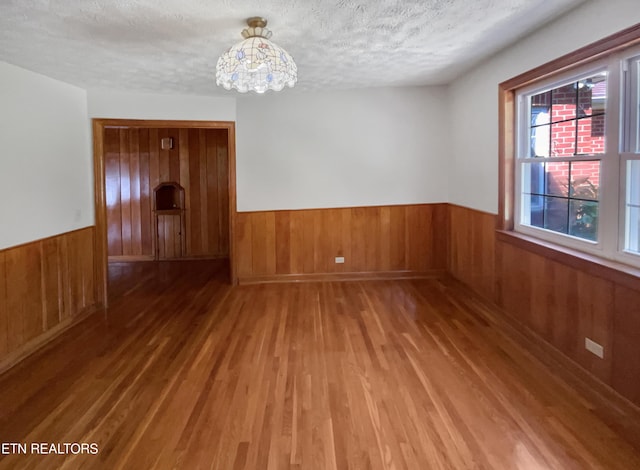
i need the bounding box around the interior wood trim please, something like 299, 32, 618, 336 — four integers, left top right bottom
496, 230, 640, 292
93, 119, 108, 306
0, 304, 99, 375
497, 87, 515, 231
108, 255, 230, 263
500, 22, 640, 91
97, 119, 235, 129
0, 226, 94, 253
92, 118, 239, 295
238, 269, 446, 285
227, 123, 237, 285
107, 255, 156, 262
446, 203, 497, 217
236, 202, 443, 215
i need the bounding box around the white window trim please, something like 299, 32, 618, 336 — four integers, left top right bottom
617, 48, 640, 267
512, 50, 640, 269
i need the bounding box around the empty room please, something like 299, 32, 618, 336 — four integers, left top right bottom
2, 0, 640, 468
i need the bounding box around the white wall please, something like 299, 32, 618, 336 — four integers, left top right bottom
449, 0, 640, 214
87, 89, 236, 121
0, 61, 93, 250
236, 86, 449, 211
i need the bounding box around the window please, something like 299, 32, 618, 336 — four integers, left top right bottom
512, 43, 640, 268
623, 54, 640, 256
517, 69, 607, 245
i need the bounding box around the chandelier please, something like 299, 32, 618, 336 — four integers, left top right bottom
216, 17, 297, 94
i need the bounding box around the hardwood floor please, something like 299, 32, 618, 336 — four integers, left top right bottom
0, 260, 639, 469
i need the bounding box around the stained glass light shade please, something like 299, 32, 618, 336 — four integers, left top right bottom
216, 18, 297, 94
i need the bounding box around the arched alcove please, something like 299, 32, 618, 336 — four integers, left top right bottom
154, 182, 184, 211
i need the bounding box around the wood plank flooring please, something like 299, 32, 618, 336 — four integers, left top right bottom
0, 260, 639, 469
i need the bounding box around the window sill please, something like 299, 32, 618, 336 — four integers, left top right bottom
496, 230, 640, 292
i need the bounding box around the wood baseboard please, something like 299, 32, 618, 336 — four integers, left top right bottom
0, 304, 103, 376
108, 255, 229, 262
108, 255, 156, 262
238, 269, 445, 285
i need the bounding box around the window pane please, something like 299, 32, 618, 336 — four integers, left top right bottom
552, 83, 577, 122
531, 123, 549, 157
628, 160, 640, 205
625, 160, 640, 254
569, 200, 598, 241
528, 72, 607, 159
522, 162, 545, 194
570, 161, 600, 200
544, 197, 568, 234
627, 206, 640, 254
577, 116, 605, 154
551, 120, 576, 156
530, 98, 550, 157
578, 73, 607, 116
546, 162, 569, 197
531, 90, 551, 106
524, 194, 544, 228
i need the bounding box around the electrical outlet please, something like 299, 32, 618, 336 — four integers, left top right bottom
335, 256, 345, 264
585, 337, 604, 358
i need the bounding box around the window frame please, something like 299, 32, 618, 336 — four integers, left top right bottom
499, 23, 640, 273
514, 61, 612, 255
619, 51, 640, 264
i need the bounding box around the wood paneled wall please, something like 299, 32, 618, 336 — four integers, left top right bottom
105, 128, 229, 260
0, 227, 98, 371
448, 204, 640, 407
449, 205, 496, 300
235, 204, 448, 282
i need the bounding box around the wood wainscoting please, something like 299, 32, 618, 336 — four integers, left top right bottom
235, 204, 449, 283
104, 127, 229, 261
448, 203, 640, 408
449, 204, 496, 300
0, 227, 101, 373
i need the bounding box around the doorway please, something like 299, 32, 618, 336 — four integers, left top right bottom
92, 119, 237, 305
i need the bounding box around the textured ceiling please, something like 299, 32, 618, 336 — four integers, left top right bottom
0, 0, 585, 95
